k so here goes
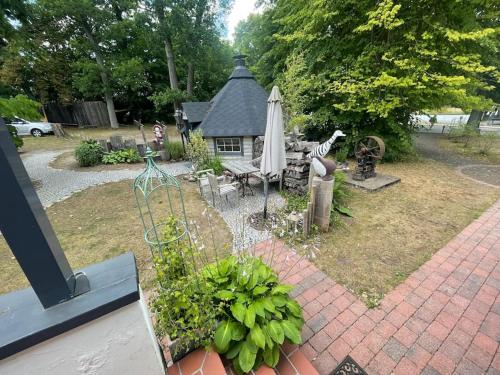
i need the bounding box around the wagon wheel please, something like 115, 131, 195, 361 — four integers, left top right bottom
354, 136, 385, 159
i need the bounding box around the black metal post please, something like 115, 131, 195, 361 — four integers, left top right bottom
0, 119, 89, 308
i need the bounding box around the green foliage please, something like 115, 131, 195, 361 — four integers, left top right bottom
6, 124, 23, 149
186, 129, 211, 170
280, 191, 309, 213
332, 172, 352, 218
203, 256, 304, 373
335, 147, 349, 163
202, 154, 224, 175
102, 148, 141, 164
0, 95, 41, 120
235, 0, 500, 161
187, 129, 225, 174
165, 141, 185, 160
74, 140, 104, 167
149, 89, 194, 110
152, 216, 217, 350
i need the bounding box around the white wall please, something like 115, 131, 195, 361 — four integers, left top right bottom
207, 136, 254, 160
0, 292, 165, 375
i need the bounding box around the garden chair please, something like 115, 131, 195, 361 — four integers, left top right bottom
196, 168, 215, 196
207, 172, 239, 210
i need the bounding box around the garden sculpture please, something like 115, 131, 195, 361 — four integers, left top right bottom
352, 136, 385, 181
311, 156, 337, 181
307, 130, 346, 158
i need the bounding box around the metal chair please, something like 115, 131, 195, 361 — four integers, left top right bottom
195, 168, 214, 196
206, 173, 239, 209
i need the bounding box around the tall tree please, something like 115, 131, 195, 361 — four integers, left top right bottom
235, 0, 500, 160
35, 0, 139, 128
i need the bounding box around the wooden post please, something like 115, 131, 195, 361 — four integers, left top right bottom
302, 209, 309, 237
312, 176, 334, 232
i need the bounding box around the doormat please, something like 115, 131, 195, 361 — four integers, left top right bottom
331, 355, 368, 375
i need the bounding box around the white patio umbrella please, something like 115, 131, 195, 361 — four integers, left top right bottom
260, 86, 287, 218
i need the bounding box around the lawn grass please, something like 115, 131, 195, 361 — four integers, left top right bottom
311, 159, 499, 307
438, 135, 500, 165
0, 179, 232, 295
20, 123, 182, 154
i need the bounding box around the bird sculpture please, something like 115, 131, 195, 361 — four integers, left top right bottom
307, 130, 346, 159
311, 156, 337, 181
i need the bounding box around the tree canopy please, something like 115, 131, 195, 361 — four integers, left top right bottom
1, 0, 235, 124
235, 0, 500, 160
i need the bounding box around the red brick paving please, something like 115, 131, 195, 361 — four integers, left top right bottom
253, 200, 500, 375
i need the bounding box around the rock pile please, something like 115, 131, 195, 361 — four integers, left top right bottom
253, 136, 318, 195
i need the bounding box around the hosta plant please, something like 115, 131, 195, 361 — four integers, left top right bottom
203, 256, 304, 374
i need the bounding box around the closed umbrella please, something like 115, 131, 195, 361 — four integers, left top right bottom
260, 86, 287, 218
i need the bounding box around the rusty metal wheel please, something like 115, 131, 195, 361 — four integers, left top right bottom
354, 136, 385, 159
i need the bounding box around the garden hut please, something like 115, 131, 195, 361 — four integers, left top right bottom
182, 55, 268, 160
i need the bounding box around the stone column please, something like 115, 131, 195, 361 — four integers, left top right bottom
312, 176, 334, 232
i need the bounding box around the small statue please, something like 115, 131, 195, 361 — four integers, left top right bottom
311, 156, 337, 181
307, 130, 346, 159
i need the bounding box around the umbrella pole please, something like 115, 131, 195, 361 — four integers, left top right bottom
263, 176, 269, 219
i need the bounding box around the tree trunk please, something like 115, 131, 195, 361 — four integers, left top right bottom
187, 62, 194, 96
164, 37, 180, 110
82, 23, 119, 128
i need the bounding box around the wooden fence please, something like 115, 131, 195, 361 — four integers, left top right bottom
44, 101, 110, 127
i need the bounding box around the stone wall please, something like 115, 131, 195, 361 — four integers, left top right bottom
254, 136, 318, 195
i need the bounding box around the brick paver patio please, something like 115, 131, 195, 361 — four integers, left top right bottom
254, 200, 500, 375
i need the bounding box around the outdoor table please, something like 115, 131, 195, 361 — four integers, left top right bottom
222, 160, 259, 197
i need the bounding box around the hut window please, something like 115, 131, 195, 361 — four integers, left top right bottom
216, 138, 242, 153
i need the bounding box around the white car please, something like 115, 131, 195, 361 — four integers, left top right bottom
8, 117, 54, 137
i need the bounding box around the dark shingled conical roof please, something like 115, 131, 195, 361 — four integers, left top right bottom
199, 55, 268, 137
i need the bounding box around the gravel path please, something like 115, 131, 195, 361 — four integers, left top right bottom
414, 133, 500, 187
201, 182, 285, 250
24, 150, 191, 208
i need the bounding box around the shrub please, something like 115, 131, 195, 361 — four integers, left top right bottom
152, 216, 217, 352
186, 130, 210, 170
202, 154, 224, 175
332, 171, 352, 217
165, 141, 185, 160
102, 148, 141, 164
205, 256, 304, 373
75, 139, 104, 167
7, 124, 23, 149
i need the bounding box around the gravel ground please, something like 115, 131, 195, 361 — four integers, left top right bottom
201, 180, 285, 250
23, 150, 191, 207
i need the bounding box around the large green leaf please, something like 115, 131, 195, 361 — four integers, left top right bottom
215, 290, 234, 300
335, 205, 353, 217
268, 320, 284, 344
263, 344, 280, 368
272, 295, 287, 307
252, 300, 266, 317
244, 304, 256, 328
226, 341, 243, 359
232, 322, 247, 341
239, 339, 257, 373
214, 320, 233, 352
231, 302, 246, 323
262, 297, 276, 313
250, 325, 266, 349
281, 320, 302, 344
252, 285, 268, 296
286, 300, 302, 318
271, 284, 294, 295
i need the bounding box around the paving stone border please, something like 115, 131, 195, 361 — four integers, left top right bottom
254, 200, 500, 375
